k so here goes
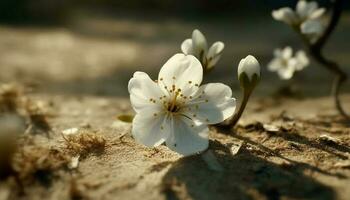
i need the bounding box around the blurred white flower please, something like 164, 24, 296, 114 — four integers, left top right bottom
272, 0, 326, 41
268, 47, 309, 80
181, 29, 224, 71
238, 55, 261, 90
295, 0, 325, 21
300, 19, 325, 42
272, 7, 299, 26
128, 53, 236, 156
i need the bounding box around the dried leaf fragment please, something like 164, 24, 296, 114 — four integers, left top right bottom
117, 114, 134, 123
229, 141, 244, 156
318, 134, 340, 145
68, 156, 80, 170
334, 160, 350, 169
263, 124, 280, 132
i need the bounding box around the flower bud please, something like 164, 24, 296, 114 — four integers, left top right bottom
237, 55, 261, 91
192, 29, 208, 62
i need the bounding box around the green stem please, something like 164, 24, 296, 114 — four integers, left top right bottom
219, 88, 252, 128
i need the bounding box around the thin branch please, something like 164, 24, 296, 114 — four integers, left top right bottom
300, 0, 349, 121
312, 0, 343, 51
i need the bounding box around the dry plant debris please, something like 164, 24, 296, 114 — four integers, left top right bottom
69, 178, 89, 200
334, 160, 350, 169
62, 128, 107, 158
12, 142, 70, 184
0, 83, 51, 134
24, 99, 51, 133
0, 84, 23, 113
0, 114, 26, 179
229, 141, 244, 156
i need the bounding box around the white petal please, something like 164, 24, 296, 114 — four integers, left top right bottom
282, 46, 293, 59
165, 117, 208, 156
207, 55, 222, 70
183, 83, 236, 125
273, 48, 283, 58
268, 59, 283, 71
296, 0, 308, 18
181, 39, 194, 55
295, 50, 309, 70
278, 65, 295, 80
297, 0, 318, 20
158, 54, 203, 97
206, 41, 224, 69
277, 59, 298, 80
132, 109, 170, 147
272, 7, 298, 25
309, 8, 325, 19
301, 20, 324, 35
192, 29, 208, 60
128, 71, 164, 113
207, 41, 224, 59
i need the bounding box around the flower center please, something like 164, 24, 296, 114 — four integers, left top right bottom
166, 89, 181, 113
167, 103, 180, 113
281, 59, 289, 68
158, 76, 199, 114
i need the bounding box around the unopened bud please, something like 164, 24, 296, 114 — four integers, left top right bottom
237, 55, 261, 91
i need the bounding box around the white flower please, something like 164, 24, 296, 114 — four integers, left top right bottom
272, 0, 325, 40
296, 0, 325, 21
128, 53, 236, 156
268, 47, 309, 80
181, 29, 224, 71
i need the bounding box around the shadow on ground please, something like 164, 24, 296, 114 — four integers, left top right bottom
161, 140, 336, 200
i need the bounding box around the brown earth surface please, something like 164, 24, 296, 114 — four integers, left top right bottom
1, 93, 350, 200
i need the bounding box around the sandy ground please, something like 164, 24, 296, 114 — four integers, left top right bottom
0, 12, 350, 200
1, 93, 349, 200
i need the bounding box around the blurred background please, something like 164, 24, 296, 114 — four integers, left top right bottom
0, 0, 349, 97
